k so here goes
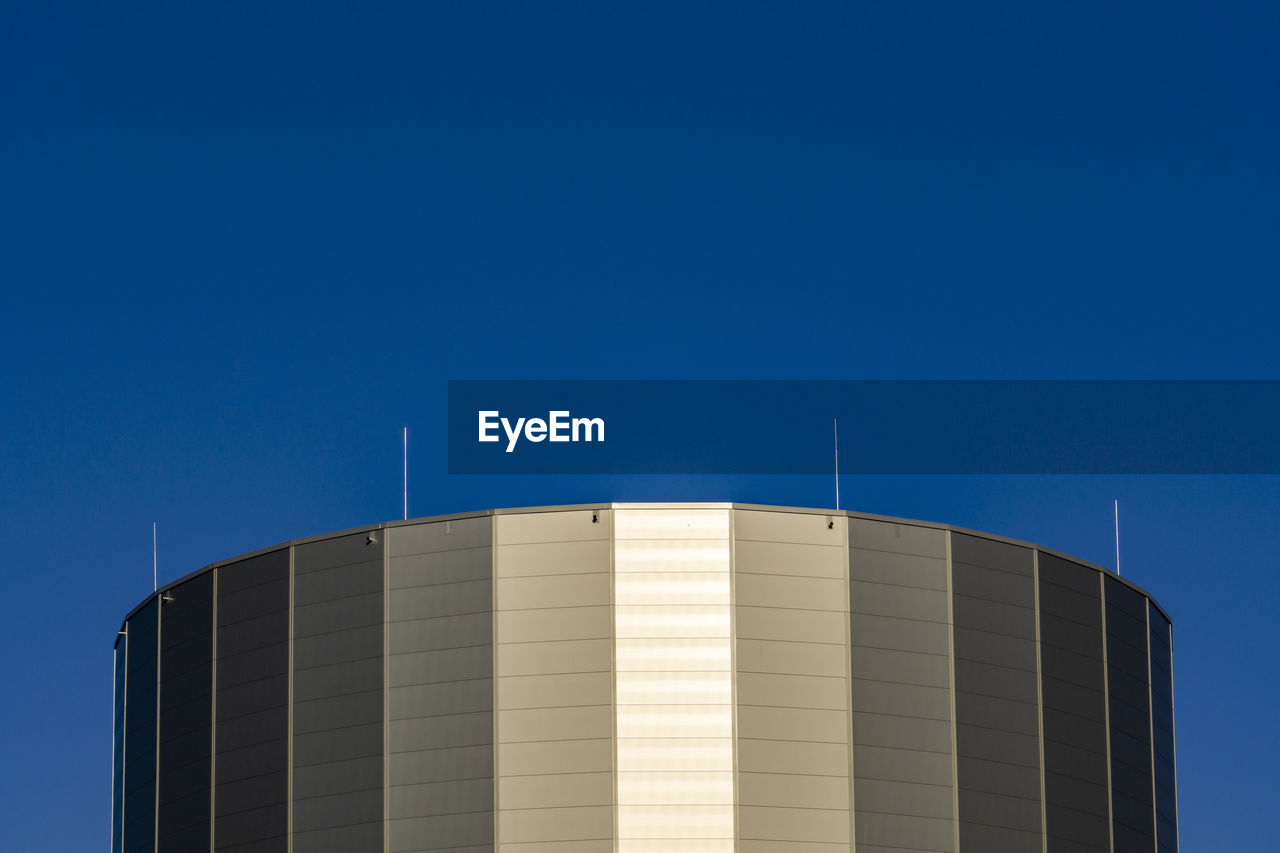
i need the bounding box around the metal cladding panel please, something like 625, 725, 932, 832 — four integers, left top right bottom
216, 549, 289, 853
950, 532, 1042, 851
386, 516, 495, 853
848, 519, 954, 852
1105, 576, 1155, 853
1037, 554, 1109, 853
113, 634, 128, 853
158, 572, 213, 852
734, 510, 851, 848
496, 510, 612, 851
293, 533, 385, 853
124, 596, 158, 853
1149, 605, 1178, 853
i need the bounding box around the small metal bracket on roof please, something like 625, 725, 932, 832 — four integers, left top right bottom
366, 532, 378, 545
161, 593, 175, 603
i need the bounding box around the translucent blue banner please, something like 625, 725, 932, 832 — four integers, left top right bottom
447, 380, 1280, 474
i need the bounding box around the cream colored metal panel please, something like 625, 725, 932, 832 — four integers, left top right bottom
617, 772, 735, 805
496, 606, 611, 643
496, 572, 611, 610
737, 706, 849, 744
614, 508, 730, 540
849, 548, 948, 591
615, 571, 730, 604
736, 672, 848, 711
734, 540, 846, 578
736, 639, 847, 677
614, 507, 734, 853
738, 806, 851, 844
494, 539, 611, 577
497, 672, 612, 710
616, 672, 733, 706
736, 738, 850, 777
496, 510, 610, 545
613, 540, 733, 573
735, 606, 846, 644
738, 772, 850, 810
733, 509, 846, 546
498, 705, 613, 743
735, 572, 847, 611
496, 639, 611, 676
498, 738, 613, 776
616, 805, 735, 839
615, 605, 730, 639
497, 806, 614, 842
615, 738, 734, 772
499, 772, 615, 809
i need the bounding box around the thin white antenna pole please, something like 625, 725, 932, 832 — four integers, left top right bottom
403, 427, 408, 521
1114, 499, 1120, 576
834, 418, 840, 510
152, 522, 157, 591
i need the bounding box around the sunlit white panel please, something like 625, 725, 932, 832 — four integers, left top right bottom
615, 508, 735, 852
614, 605, 731, 639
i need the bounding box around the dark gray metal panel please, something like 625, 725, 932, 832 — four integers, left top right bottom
292, 533, 385, 853
1105, 576, 1155, 853
158, 573, 213, 852
1038, 554, 1109, 853
123, 597, 158, 853
216, 550, 289, 853
951, 532, 1042, 851
1149, 605, 1177, 853
850, 520, 955, 852
385, 518, 494, 852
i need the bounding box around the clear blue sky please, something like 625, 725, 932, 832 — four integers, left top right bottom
2, 2, 1277, 849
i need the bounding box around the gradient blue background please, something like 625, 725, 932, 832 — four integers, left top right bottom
2, 2, 1277, 849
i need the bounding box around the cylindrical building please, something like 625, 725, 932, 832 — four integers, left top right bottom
111, 503, 1178, 853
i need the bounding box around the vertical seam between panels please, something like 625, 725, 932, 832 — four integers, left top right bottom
492, 516, 500, 852
946, 530, 960, 853
609, 508, 619, 853
1147, 601, 1157, 850
1101, 574, 1115, 853
1033, 551, 1047, 853
728, 509, 740, 853
843, 516, 855, 853
383, 530, 390, 853
154, 595, 161, 853
287, 546, 295, 853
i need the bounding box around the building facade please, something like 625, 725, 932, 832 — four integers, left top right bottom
111, 503, 1178, 853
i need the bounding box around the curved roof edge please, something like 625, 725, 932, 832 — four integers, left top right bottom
117, 502, 1172, 633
